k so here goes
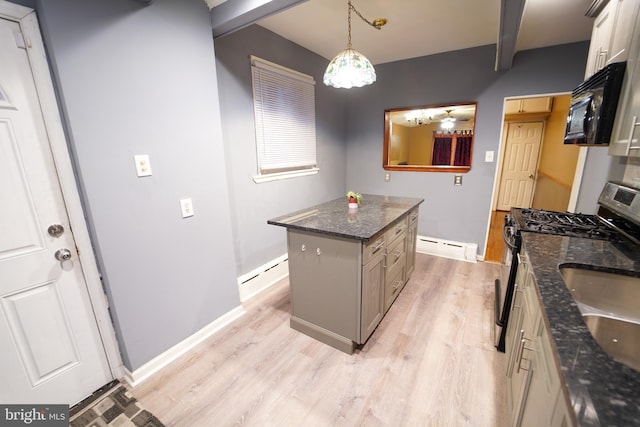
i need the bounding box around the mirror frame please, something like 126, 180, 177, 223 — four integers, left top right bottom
383, 102, 477, 173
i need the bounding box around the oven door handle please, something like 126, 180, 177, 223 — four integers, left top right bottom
502, 224, 518, 250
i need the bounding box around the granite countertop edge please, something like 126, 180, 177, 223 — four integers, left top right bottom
267, 195, 424, 241
521, 232, 640, 426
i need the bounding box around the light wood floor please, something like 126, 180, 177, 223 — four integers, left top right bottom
485, 211, 508, 264
133, 254, 507, 426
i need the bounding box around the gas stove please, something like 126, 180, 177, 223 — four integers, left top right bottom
511, 208, 623, 241
509, 181, 640, 244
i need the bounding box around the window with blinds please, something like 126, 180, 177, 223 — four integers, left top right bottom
251, 56, 318, 183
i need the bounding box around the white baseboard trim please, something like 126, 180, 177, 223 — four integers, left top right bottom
416, 235, 478, 263
122, 305, 245, 387
237, 254, 289, 302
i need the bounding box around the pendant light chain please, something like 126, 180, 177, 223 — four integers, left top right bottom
349, 1, 386, 30
347, 0, 352, 49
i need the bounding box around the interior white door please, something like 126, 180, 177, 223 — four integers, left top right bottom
497, 122, 544, 211
0, 17, 111, 404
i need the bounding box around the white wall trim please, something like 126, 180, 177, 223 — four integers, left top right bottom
122, 306, 245, 387
238, 254, 289, 302
416, 235, 478, 262
568, 146, 588, 212
1, 2, 124, 379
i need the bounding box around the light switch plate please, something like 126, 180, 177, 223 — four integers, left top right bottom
485, 151, 494, 162
180, 198, 194, 218
134, 154, 152, 177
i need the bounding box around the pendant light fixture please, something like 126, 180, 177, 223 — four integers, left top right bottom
323, 1, 387, 89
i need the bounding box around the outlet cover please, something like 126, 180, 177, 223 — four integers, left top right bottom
134, 154, 152, 177
180, 198, 194, 218
454, 175, 462, 186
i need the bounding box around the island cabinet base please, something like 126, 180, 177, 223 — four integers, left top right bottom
290, 316, 356, 354
287, 230, 363, 353
285, 207, 418, 354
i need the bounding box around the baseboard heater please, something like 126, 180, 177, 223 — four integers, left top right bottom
416, 235, 477, 263
237, 254, 289, 302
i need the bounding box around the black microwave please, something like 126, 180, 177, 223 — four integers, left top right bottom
564, 62, 626, 145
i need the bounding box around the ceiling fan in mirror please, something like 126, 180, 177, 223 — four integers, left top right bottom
405, 108, 471, 128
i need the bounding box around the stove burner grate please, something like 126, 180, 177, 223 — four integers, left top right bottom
517, 209, 621, 241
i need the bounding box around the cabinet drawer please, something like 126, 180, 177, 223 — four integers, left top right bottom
384, 253, 406, 312
385, 217, 408, 244
386, 231, 407, 272
363, 234, 385, 265
408, 208, 419, 225
385, 230, 407, 308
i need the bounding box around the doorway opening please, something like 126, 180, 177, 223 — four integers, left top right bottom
485, 93, 581, 262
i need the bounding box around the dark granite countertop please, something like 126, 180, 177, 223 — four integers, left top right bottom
521, 232, 640, 427
267, 194, 424, 241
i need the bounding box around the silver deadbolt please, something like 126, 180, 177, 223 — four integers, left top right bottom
48, 224, 64, 238
55, 248, 72, 262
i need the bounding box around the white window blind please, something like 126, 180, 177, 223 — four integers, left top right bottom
251, 56, 317, 181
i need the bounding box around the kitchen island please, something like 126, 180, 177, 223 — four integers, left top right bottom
268, 194, 423, 353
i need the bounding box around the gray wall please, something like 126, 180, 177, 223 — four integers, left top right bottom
214, 24, 348, 275
345, 42, 591, 253
33, 0, 240, 371
214, 23, 590, 269
575, 148, 626, 214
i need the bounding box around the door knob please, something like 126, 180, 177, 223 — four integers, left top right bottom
55, 248, 72, 262
528, 174, 535, 179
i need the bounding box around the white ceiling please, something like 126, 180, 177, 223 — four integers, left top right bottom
255, 0, 595, 65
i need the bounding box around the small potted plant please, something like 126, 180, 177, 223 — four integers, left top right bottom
346, 191, 362, 210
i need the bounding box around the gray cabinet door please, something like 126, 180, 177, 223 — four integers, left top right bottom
361, 250, 384, 342
287, 230, 361, 341
406, 209, 419, 278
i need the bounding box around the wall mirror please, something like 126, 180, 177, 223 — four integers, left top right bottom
383, 102, 476, 172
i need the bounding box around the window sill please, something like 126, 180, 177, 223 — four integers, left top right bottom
253, 167, 319, 183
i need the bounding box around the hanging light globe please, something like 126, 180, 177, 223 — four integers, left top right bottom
323, 48, 376, 88
323, 1, 385, 89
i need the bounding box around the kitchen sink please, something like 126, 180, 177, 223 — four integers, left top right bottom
583, 315, 640, 372
559, 267, 640, 320
559, 266, 640, 372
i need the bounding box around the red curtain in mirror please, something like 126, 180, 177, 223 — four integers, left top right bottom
454, 135, 472, 166
432, 132, 473, 166
432, 136, 452, 165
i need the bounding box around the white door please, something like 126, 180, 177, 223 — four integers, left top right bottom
497, 122, 544, 210
0, 16, 111, 404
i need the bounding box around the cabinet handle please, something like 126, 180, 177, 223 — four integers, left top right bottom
598, 49, 608, 70
512, 284, 523, 309
371, 239, 384, 255
516, 331, 533, 373
625, 116, 640, 155
383, 253, 388, 269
